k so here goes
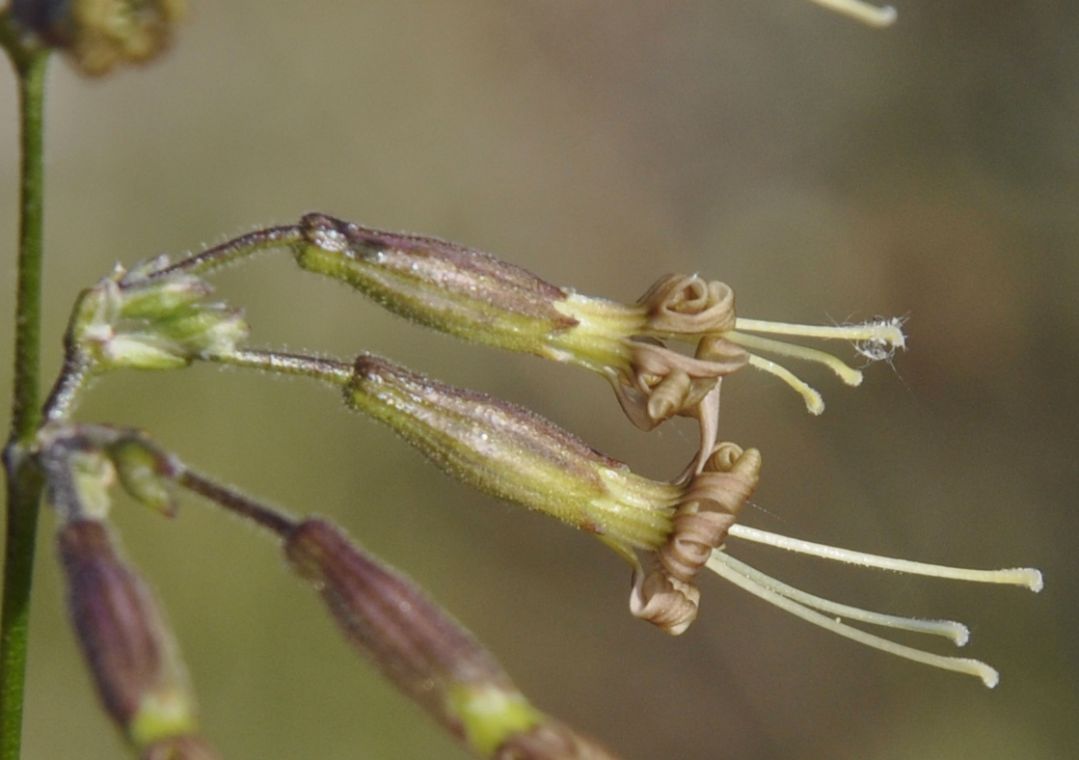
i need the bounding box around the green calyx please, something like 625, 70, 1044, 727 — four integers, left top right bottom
69, 265, 248, 372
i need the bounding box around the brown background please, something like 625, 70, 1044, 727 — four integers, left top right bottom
1, 2, 1076, 758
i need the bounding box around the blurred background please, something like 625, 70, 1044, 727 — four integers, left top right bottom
2, 1, 1076, 758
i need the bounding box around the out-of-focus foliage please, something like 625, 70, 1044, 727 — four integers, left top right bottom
0, 2, 1074, 758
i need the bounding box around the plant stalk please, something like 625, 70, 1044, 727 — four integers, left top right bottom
1, 30, 50, 760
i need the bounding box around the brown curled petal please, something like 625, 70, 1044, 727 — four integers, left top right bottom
696, 333, 749, 365
140, 735, 220, 760
633, 342, 749, 384
645, 370, 692, 424
621, 343, 746, 429
495, 721, 619, 760
609, 376, 660, 431
659, 510, 737, 584
682, 446, 762, 518
640, 274, 737, 335
629, 569, 700, 636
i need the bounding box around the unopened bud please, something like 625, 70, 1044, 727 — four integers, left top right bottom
285, 520, 535, 745
70, 266, 248, 372
58, 518, 200, 751
108, 436, 180, 516
286, 519, 614, 757
12, 0, 186, 76
66, 448, 117, 520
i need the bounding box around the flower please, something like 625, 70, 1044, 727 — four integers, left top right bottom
295, 213, 906, 454
342, 351, 1042, 685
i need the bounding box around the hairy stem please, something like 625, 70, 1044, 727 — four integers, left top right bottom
0, 24, 51, 760
147, 225, 302, 279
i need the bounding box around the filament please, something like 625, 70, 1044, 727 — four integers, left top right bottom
706, 551, 999, 687
728, 525, 1044, 591
715, 552, 968, 645
745, 355, 825, 415
807, 0, 898, 28
726, 331, 863, 386
734, 317, 906, 349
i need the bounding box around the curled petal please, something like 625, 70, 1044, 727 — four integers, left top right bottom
629, 569, 701, 636
640, 274, 737, 335
659, 510, 737, 584
682, 444, 762, 517
630, 443, 761, 635
613, 342, 748, 430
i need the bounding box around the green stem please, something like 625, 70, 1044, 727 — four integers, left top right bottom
1, 25, 50, 760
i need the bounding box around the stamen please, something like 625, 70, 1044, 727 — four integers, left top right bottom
706, 552, 999, 687
728, 525, 1044, 591
725, 331, 863, 386
807, 0, 898, 28
715, 552, 969, 645
734, 317, 906, 351
745, 355, 825, 415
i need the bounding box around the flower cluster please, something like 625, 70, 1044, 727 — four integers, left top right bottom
290, 213, 1038, 685
68, 256, 247, 373
40, 209, 1043, 758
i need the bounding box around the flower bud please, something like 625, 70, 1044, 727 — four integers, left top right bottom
58, 518, 201, 751
286, 518, 608, 757
11, 0, 186, 76
66, 448, 117, 520
285, 519, 507, 697
70, 264, 248, 372
108, 435, 180, 516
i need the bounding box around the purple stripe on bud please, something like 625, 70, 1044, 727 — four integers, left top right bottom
284, 518, 506, 731
58, 518, 196, 746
